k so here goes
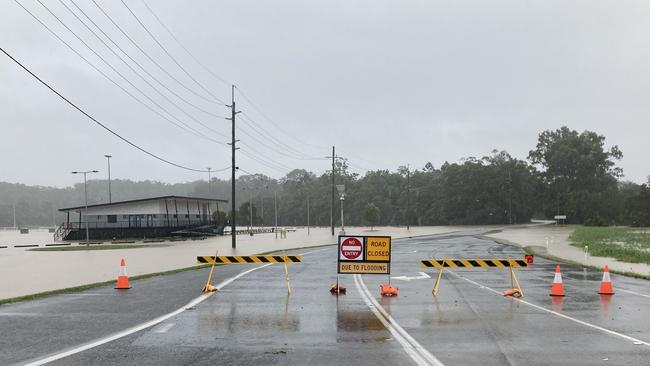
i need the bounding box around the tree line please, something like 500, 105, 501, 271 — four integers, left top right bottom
1, 126, 648, 228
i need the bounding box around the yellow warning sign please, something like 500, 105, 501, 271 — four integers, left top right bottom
338, 261, 389, 274
366, 237, 391, 261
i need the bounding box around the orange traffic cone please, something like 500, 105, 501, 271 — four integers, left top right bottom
115, 258, 131, 289
549, 265, 565, 297
598, 265, 614, 295
380, 284, 398, 297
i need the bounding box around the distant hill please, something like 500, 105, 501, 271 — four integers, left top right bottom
0, 179, 226, 227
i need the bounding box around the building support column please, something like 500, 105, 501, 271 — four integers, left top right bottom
165, 200, 171, 228
174, 199, 179, 227
186, 200, 191, 225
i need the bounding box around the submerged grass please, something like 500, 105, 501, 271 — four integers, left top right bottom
523, 245, 650, 281
29, 244, 165, 251
0, 264, 212, 306
0, 245, 320, 305
569, 226, 650, 264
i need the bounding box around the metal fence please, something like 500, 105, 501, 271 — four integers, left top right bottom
62, 219, 215, 230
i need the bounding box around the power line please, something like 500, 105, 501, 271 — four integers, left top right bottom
13, 0, 226, 146
88, 0, 225, 107
237, 167, 259, 176
39, 0, 229, 140
235, 86, 328, 151
347, 162, 370, 174
239, 113, 322, 160
67, 0, 227, 120
133, 1, 327, 159
240, 146, 294, 172
337, 147, 395, 170
0, 45, 227, 173
119, 0, 225, 105
139, 0, 231, 87
236, 120, 323, 161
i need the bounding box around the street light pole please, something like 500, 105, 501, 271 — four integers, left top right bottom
406, 164, 410, 230
249, 190, 253, 230
104, 155, 112, 203
307, 196, 310, 235
72, 170, 99, 244
207, 167, 212, 198
330, 146, 335, 236
336, 184, 345, 235
507, 170, 513, 225
340, 196, 345, 234
274, 190, 278, 239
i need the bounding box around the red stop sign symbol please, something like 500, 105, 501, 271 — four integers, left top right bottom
341, 237, 363, 260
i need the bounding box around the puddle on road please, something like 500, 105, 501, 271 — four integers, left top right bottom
199, 301, 301, 333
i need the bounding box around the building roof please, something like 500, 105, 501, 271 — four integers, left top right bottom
59, 195, 228, 212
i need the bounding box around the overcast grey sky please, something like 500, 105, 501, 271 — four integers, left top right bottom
1, 0, 649, 187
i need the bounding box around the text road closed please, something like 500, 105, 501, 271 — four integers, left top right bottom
366, 237, 390, 261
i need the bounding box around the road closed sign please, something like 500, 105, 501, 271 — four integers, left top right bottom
338, 235, 391, 274
339, 236, 364, 261
366, 237, 391, 261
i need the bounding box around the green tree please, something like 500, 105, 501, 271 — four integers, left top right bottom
436, 151, 537, 225
626, 184, 650, 227
212, 210, 228, 226
363, 203, 380, 230
237, 201, 261, 227
528, 126, 623, 224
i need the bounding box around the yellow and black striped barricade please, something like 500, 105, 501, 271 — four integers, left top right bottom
198, 255, 302, 264
419, 258, 527, 297
197, 254, 302, 294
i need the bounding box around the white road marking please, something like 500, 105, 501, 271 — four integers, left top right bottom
297, 247, 330, 256
447, 271, 650, 347
154, 323, 175, 333
0, 312, 43, 317
354, 274, 445, 366
23, 264, 273, 366
617, 288, 650, 299
391, 272, 431, 281
23, 248, 322, 365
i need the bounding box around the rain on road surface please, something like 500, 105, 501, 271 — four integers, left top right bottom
2, 233, 650, 365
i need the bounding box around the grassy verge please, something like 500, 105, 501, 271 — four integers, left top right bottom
29, 244, 167, 252
569, 226, 650, 264
0, 244, 333, 306
0, 263, 213, 306
523, 245, 650, 281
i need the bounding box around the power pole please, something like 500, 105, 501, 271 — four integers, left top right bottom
307, 196, 310, 235
406, 164, 410, 230
207, 167, 212, 197
13, 203, 16, 229
507, 170, 513, 224
104, 155, 112, 203
228, 85, 240, 248
330, 146, 335, 236
84, 173, 89, 243
249, 190, 253, 230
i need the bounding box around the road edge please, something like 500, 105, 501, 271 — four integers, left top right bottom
479, 234, 650, 281
0, 229, 474, 305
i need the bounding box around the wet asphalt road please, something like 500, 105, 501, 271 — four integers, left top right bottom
2, 233, 650, 365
